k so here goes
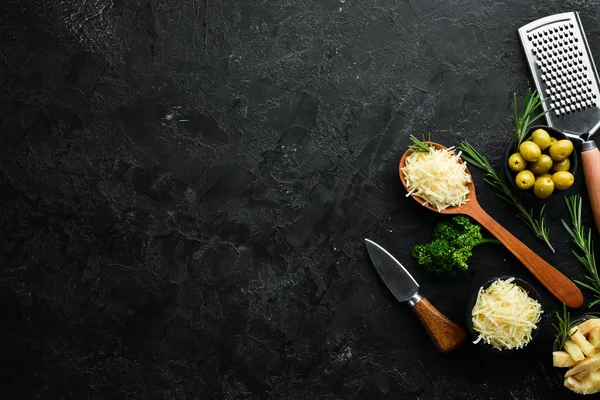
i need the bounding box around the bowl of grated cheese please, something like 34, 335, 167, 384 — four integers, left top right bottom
467, 276, 544, 353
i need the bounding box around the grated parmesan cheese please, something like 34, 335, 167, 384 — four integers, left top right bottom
401, 146, 471, 212
471, 278, 543, 351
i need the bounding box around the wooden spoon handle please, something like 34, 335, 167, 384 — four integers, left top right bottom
582, 146, 600, 232
465, 205, 583, 308
411, 297, 466, 353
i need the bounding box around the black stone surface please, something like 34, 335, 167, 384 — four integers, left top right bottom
2, 1, 600, 399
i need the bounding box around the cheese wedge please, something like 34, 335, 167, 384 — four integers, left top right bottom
571, 330, 596, 357
565, 339, 586, 362
588, 327, 600, 349
565, 353, 600, 377
554, 351, 576, 368
572, 370, 592, 381
581, 371, 600, 394
566, 371, 600, 395
565, 376, 585, 394
570, 319, 600, 336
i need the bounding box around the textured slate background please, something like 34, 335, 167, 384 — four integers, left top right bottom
2, 1, 600, 399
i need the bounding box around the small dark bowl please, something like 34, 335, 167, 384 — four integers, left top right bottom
503, 125, 578, 200
553, 315, 600, 387
466, 276, 543, 354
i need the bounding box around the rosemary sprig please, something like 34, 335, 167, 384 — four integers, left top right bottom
513, 88, 550, 152
408, 134, 432, 153
562, 195, 600, 307
459, 141, 554, 252
552, 303, 573, 349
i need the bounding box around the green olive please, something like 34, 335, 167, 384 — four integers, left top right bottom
531, 129, 552, 150
515, 170, 535, 190
552, 158, 571, 172
538, 173, 552, 180
528, 154, 553, 176
548, 140, 574, 161
533, 176, 554, 198
552, 171, 574, 190
519, 141, 542, 162
508, 153, 527, 172
549, 137, 558, 146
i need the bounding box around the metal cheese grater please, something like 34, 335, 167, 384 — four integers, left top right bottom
518, 11, 600, 144
519, 12, 600, 233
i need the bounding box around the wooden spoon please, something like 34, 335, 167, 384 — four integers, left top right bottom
399, 142, 583, 308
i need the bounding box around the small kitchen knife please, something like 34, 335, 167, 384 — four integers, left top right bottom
365, 238, 466, 353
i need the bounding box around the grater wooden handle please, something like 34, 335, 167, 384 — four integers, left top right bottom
582, 146, 600, 232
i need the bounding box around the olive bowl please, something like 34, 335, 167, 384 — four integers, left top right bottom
503, 125, 578, 200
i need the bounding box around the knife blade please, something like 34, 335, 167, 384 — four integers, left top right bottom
365, 239, 421, 305
365, 238, 466, 353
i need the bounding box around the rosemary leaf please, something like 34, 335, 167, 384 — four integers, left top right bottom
459, 141, 555, 253
513, 88, 550, 152
562, 195, 600, 308
553, 303, 571, 349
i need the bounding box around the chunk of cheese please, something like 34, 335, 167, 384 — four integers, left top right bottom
589, 328, 600, 349
570, 319, 600, 336
402, 147, 471, 212
565, 353, 600, 377
564, 339, 586, 362
554, 351, 577, 368
471, 278, 543, 351
571, 330, 596, 357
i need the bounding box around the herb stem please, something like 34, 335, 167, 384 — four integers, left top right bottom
513, 88, 550, 152
408, 134, 432, 153
459, 141, 554, 253
552, 303, 572, 349
562, 195, 600, 307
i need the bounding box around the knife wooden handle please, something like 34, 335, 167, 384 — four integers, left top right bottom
582, 146, 600, 232
411, 297, 466, 353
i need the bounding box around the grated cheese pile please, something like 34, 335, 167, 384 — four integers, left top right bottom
401, 147, 471, 211
471, 278, 543, 351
